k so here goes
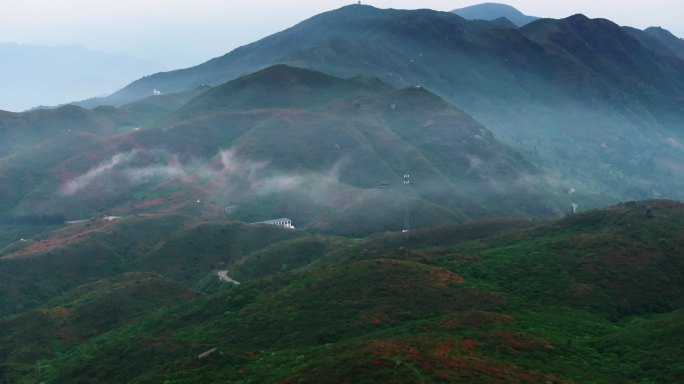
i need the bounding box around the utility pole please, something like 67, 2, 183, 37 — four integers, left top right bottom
403, 173, 410, 233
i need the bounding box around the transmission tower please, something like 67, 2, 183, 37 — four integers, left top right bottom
403, 173, 410, 232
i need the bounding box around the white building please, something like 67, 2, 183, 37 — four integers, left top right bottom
255, 218, 295, 229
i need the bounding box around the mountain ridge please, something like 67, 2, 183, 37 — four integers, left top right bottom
452, 2, 540, 26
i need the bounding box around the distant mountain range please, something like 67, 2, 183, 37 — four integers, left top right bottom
76, 4, 684, 205
452, 2, 539, 26
0, 43, 165, 112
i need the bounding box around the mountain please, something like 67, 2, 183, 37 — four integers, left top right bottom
0, 43, 165, 112
1, 200, 682, 383
3, 5, 684, 383
644, 26, 684, 53
76, 6, 503, 106
77, 5, 684, 205
452, 2, 539, 26
623, 25, 684, 60
1, 65, 574, 240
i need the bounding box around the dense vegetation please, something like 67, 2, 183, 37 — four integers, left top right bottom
0, 200, 681, 383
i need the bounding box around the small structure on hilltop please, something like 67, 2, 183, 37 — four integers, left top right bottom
254, 218, 295, 229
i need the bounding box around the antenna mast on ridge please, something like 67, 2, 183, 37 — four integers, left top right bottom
403, 173, 410, 233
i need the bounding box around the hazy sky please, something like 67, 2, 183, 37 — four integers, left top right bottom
1, 0, 682, 68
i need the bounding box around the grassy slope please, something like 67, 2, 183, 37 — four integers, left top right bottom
0, 200, 681, 383
0, 214, 305, 316
456, 200, 684, 317
0, 273, 201, 382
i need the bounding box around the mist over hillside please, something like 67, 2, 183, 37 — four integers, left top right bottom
0, 65, 579, 237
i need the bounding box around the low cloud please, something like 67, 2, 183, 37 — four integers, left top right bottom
58, 148, 351, 206
60, 151, 137, 195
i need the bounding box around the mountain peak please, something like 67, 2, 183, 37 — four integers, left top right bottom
638, 25, 684, 59
644, 26, 681, 40
171, 65, 393, 118
565, 13, 592, 24
452, 3, 539, 27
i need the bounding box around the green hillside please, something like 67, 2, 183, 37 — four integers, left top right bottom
0, 200, 681, 383
0, 214, 306, 316
0, 273, 201, 382
0, 105, 115, 157
1, 65, 577, 238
